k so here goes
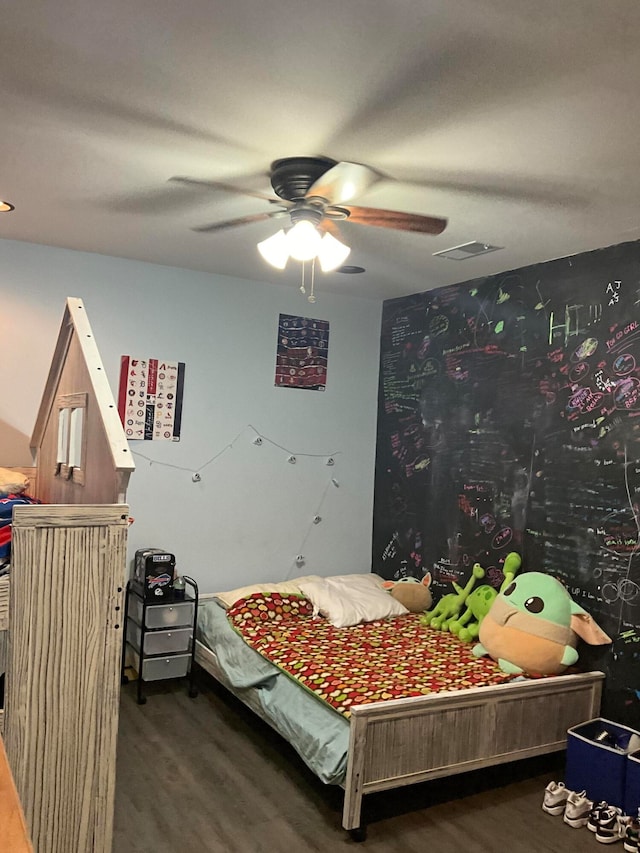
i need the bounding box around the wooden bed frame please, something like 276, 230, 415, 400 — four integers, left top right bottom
194, 592, 604, 841
1, 297, 135, 853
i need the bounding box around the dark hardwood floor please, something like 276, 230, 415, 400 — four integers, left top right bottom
113, 669, 603, 852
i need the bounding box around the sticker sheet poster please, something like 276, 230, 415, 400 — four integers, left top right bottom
118, 356, 185, 441
275, 314, 329, 391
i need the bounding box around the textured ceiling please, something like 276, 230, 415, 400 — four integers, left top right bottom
2, 0, 640, 300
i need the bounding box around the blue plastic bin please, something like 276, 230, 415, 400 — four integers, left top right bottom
565, 718, 640, 809
625, 751, 640, 817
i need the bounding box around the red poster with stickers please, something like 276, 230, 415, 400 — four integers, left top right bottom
118, 356, 185, 441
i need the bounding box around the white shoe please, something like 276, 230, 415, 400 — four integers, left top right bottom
542, 781, 570, 816
563, 789, 593, 827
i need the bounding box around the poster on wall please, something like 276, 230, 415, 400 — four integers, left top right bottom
275, 313, 330, 391
118, 356, 185, 441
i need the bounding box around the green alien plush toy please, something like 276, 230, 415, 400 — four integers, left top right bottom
473, 571, 611, 675
449, 552, 521, 642
421, 563, 485, 631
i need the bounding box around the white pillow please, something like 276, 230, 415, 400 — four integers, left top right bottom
298, 574, 408, 628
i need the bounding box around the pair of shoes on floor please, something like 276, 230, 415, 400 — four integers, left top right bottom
542, 781, 593, 827
588, 802, 640, 847
619, 815, 640, 851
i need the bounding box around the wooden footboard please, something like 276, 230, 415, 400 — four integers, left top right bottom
342, 670, 604, 832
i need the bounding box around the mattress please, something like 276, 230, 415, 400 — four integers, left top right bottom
197, 598, 349, 785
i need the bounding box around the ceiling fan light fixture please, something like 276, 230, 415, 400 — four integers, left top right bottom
286, 219, 322, 261
317, 232, 351, 272
257, 229, 289, 269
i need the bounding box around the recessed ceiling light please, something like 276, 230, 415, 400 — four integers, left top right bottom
433, 241, 503, 260
0, 201, 15, 213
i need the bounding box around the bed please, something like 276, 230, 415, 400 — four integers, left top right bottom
194, 575, 604, 841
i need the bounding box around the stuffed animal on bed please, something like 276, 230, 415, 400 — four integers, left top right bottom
420, 563, 485, 631
472, 571, 611, 675
0, 466, 29, 497
382, 573, 432, 613
449, 552, 522, 642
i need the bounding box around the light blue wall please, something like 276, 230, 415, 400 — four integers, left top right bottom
0, 238, 382, 592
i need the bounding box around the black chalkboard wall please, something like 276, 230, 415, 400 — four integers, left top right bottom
372, 239, 640, 724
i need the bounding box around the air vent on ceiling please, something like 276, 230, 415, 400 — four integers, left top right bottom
433, 241, 503, 261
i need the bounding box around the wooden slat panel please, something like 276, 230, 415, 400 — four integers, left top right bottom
360, 701, 493, 784
0, 577, 9, 631
5, 507, 127, 853
12, 504, 130, 528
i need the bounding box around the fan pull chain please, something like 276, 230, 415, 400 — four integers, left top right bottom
308, 257, 316, 303
300, 260, 306, 295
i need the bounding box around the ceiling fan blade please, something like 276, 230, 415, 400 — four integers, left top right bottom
192, 210, 288, 233
306, 162, 381, 205
170, 176, 284, 205
319, 218, 343, 239
345, 205, 447, 235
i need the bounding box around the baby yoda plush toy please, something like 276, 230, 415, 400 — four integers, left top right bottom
382, 574, 432, 613
473, 571, 611, 675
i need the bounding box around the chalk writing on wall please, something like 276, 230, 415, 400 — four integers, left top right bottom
373, 240, 640, 723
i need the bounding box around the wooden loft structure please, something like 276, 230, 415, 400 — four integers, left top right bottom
1, 297, 135, 853
30, 296, 134, 503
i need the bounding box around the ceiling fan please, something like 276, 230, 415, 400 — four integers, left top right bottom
170, 156, 448, 290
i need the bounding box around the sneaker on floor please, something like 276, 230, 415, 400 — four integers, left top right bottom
542, 781, 571, 816
563, 789, 594, 828
589, 802, 613, 832
623, 817, 640, 852
595, 810, 628, 844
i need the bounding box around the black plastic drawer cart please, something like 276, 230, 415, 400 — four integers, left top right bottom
121, 576, 199, 704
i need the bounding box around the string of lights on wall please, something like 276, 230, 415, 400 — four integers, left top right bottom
131, 423, 342, 574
